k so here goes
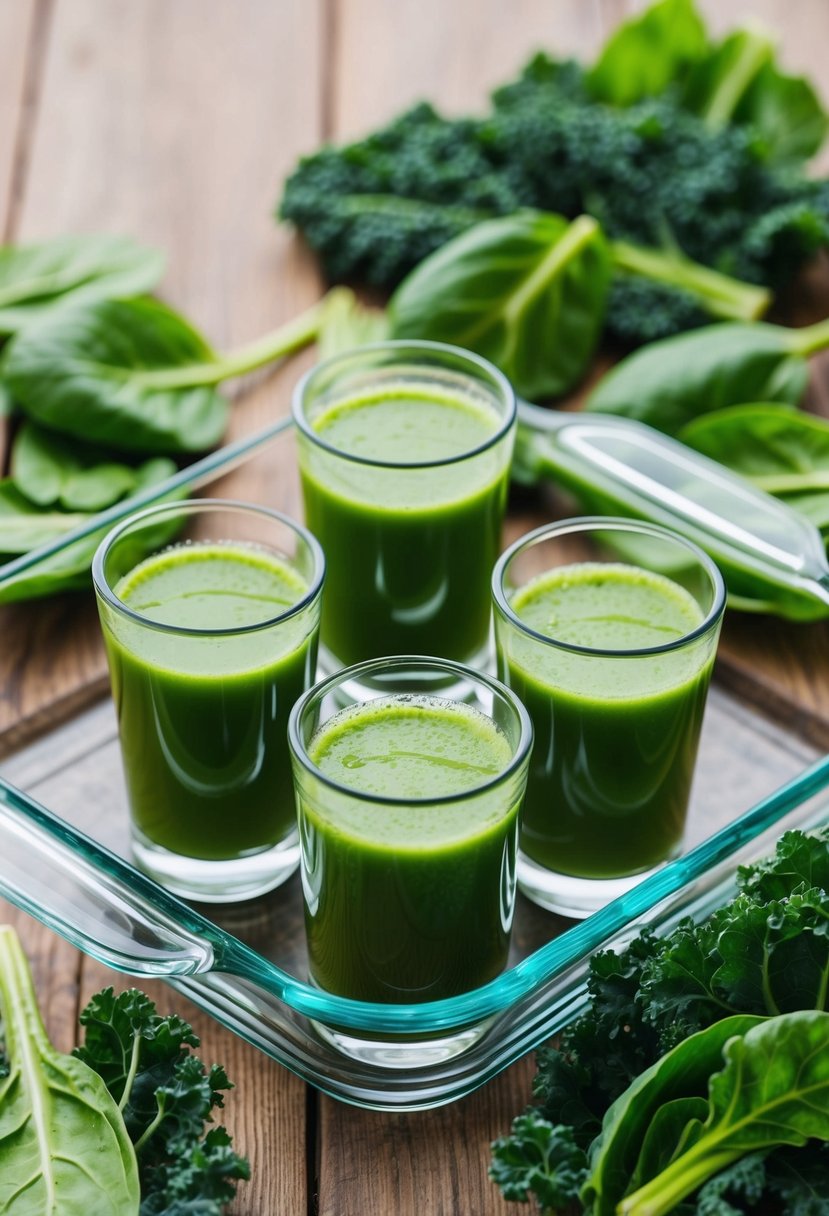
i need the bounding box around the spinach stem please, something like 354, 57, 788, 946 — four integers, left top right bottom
610, 241, 771, 320
787, 315, 829, 357
136, 296, 327, 390
700, 26, 774, 130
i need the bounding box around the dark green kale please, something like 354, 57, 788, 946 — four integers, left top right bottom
490, 825, 829, 1212
490, 1112, 588, 1209
74, 988, 249, 1216
279, 58, 829, 347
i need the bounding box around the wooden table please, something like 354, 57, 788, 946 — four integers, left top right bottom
1, 3, 829, 1212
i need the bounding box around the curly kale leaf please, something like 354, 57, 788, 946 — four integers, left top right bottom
75, 988, 248, 1215
489, 1112, 588, 1210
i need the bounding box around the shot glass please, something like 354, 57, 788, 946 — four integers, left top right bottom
288, 656, 532, 1066
93, 499, 324, 903
292, 341, 515, 676
493, 517, 726, 918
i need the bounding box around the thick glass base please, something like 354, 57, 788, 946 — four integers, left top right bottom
131, 826, 300, 904
517, 850, 671, 919
312, 1015, 496, 1069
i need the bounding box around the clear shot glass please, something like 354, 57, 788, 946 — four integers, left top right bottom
493, 517, 726, 919
288, 655, 532, 1067
292, 341, 515, 677
93, 499, 324, 903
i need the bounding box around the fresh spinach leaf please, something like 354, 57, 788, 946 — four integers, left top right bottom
0, 463, 182, 602
4, 293, 327, 455
678, 403, 829, 495
582, 1015, 763, 1216
11, 419, 176, 511
682, 28, 828, 164
389, 211, 612, 399
612, 1012, 829, 1216
0, 926, 140, 1214
585, 0, 708, 107
0, 233, 164, 334
0, 479, 90, 552
586, 320, 829, 434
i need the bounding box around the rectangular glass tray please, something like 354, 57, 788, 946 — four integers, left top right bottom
1, 414, 828, 1109
0, 688, 826, 1111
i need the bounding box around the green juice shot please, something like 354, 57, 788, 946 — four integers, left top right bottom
288, 657, 532, 1063
293, 342, 515, 669
93, 501, 324, 903
493, 518, 725, 918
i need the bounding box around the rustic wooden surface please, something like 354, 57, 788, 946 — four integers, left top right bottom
1, 2, 829, 1213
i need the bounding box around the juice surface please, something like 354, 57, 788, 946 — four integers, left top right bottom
299, 385, 510, 665
500, 562, 714, 879
105, 543, 316, 861
297, 695, 519, 1002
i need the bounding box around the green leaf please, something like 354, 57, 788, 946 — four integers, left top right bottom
0, 233, 165, 334
0, 479, 90, 552
316, 286, 389, 360
586, 323, 811, 435
4, 297, 229, 454
0, 925, 140, 1214
682, 29, 829, 164
679, 403, 829, 496
582, 1015, 763, 1216
586, 0, 708, 107
489, 1112, 588, 1208
618, 1012, 829, 1216
0, 463, 182, 602
11, 419, 177, 510
389, 211, 611, 399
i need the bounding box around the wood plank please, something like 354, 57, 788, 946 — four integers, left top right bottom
0, 0, 38, 239
0, 0, 325, 753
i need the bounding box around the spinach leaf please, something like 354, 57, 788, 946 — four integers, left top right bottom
0, 463, 181, 602
0, 479, 90, 553
613, 1012, 829, 1216
582, 1015, 763, 1216
0, 233, 164, 334
585, 320, 829, 434
4, 293, 327, 455
11, 419, 176, 511
389, 211, 611, 399
0, 926, 140, 1214
585, 0, 708, 107
678, 403, 829, 495
682, 28, 828, 164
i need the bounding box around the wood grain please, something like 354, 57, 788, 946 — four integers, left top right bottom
0, 0, 324, 751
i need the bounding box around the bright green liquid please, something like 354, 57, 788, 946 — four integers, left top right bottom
298, 386, 510, 664
105, 544, 316, 861
500, 562, 713, 879
298, 696, 518, 1002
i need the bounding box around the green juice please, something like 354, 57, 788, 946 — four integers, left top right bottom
102, 543, 317, 861
297, 386, 510, 665
296, 695, 518, 1002
499, 562, 714, 880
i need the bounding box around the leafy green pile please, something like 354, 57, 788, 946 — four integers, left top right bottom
279, 0, 829, 347
490, 825, 829, 1213
0, 233, 331, 602
0, 924, 248, 1215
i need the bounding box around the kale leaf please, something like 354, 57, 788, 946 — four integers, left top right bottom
75, 988, 248, 1216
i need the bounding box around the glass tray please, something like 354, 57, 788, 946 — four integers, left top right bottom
1, 415, 828, 1108
0, 687, 826, 1110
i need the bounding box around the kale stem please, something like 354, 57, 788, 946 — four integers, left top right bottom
119, 1029, 142, 1113
134, 1098, 166, 1155
610, 241, 771, 320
